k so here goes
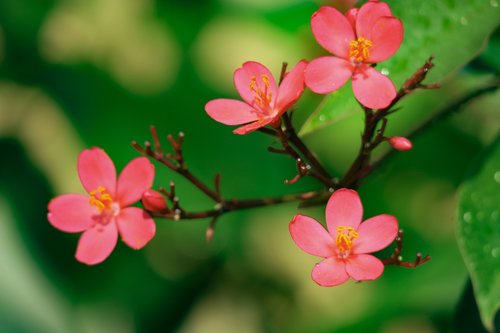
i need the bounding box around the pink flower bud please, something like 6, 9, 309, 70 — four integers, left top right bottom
142, 189, 169, 213
388, 136, 413, 151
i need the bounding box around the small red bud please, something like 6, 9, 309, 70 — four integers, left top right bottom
388, 136, 413, 151
142, 189, 169, 213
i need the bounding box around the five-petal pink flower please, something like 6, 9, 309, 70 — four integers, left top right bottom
305, 1, 403, 109
205, 60, 307, 135
289, 188, 398, 286
48, 147, 156, 265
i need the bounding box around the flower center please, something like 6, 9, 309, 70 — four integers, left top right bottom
89, 186, 113, 212
336, 226, 359, 259
349, 37, 373, 62
249, 74, 273, 110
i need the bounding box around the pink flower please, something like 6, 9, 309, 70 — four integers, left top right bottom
48, 148, 156, 265
388, 136, 412, 151
305, 1, 403, 109
205, 60, 307, 135
289, 188, 398, 286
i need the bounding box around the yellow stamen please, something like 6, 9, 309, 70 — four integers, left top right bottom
349, 37, 373, 62
336, 226, 359, 258
249, 74, 273, 108
89, 186, 113, 212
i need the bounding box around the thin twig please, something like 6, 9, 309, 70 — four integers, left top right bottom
382, 230, 431, 268
281, 112, 334, 185
133, 128, 222, 202
339, 56, 439, 188
369, 79, 500, 176
150, 190, 324, 221
273, 124, 335, 186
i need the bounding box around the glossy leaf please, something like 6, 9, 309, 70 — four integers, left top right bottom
457, 139, 500, 331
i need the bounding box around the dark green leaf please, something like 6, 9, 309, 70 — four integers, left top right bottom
457, 139, 500, 331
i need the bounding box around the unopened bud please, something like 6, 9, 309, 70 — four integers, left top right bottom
388, 136, 413, 151
142, 189, 169, 213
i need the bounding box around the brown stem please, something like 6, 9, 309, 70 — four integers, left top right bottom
281, 112, 334, 185
382, 230, 431, 268
273, 124, 335, 186
151, 189, 324, 221
368, 79, 500, 178
339, 56, 439, 188
133, 128, 222, 202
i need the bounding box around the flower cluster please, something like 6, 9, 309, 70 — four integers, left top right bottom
205, 1, 403, 134
47, 0, 424, 287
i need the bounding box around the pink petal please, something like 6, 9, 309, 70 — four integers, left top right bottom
233, 117, 274, 135
311, 6, 355, 58
345, 8, 358, 29
353, 214, 398, 254
289, 215, 336, 258
75, 221, 118, 265
78, 147, 116, 197
311, 257, 349, 287
234, 61, 278, 109
141, 189, 169, 213
355, 1, 392, 38
48, 194, 96, 233
326, 188, 363, 237
205, 99, 261, 125
116, 207, 156, 249
367, 17, 403, 63
345, 254, 384, 281
305, 56, 353, 94
116, 157, 155, 207
275, 60, 307, 113
352, 65, 396, 109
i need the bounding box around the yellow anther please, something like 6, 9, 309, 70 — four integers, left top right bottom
89, 186, 113, 212
247, 74, 273, 109
261, 74, 270, 87
349, 37, 373, 62
336, 226, 359, 256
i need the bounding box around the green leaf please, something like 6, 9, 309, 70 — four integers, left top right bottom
457, 138, 500, 332
300, 0, 500, 135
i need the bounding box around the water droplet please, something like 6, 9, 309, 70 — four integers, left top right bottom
491, 0, 498, 7
494, 171, 500, 183
492, 248, 500, 258
380, 68, 390, 75
460, 16, 469, 25
463, 212, 472, 223
491, 210, 499, 221
319, 115, 326, 122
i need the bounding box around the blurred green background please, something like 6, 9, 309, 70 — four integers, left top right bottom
0, 0, 498, 332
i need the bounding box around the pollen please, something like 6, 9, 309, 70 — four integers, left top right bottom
89, 186, 113, 212
349, 37, 373, 62
249, 74, 273, 108
336, 226, 359, 258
